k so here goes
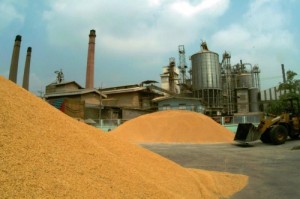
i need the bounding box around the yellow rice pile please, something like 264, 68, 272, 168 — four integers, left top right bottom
0, 76, 247, 198
111, 110, 234, 144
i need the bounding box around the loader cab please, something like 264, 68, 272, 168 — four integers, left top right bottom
283, 97, 300, 116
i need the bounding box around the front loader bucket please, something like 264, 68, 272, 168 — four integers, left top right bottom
234, 123, 261, 143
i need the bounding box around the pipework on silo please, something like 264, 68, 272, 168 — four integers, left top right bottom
9, 35, 22, 83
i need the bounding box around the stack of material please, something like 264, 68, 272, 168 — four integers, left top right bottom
111, 110, 234, 144
0, 76, 247, 198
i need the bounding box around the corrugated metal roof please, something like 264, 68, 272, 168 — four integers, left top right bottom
45, 89, 106, 98
47, 81, 84, 89
102, 87, 146, 95
152, 96, 202, 102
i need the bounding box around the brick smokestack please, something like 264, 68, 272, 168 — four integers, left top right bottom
22, 47, 32, 90
281, 64, 286, 83
9, 35, 22, 83
85, 29, 96, 89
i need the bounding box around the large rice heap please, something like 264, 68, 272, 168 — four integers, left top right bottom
0, 76, 247, 198
111, 110, 234, 144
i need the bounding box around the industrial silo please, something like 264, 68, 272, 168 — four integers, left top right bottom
249, 87, 260, 112
191, 42, 222, 115
236, 73, 253, 88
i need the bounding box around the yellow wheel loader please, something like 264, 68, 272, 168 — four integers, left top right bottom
234, 98, 300, 145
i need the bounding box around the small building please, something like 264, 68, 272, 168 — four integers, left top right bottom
152, 95, 205, 113
100, 83, 164, 120
45, 81, 106, 121
160, 64, 180, 94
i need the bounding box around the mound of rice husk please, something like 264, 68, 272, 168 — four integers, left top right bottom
110, 110, 234, 144
0, 76, 247, 198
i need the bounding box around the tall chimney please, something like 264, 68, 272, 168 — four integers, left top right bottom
9, 35, 22, 83
281, 64, 286, 83
85, 29, 96, 89
22, 47, 32, 90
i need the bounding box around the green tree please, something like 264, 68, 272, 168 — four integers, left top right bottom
266, 70, 300, 114
266, 100, 284, 115
278, 70, 300, 100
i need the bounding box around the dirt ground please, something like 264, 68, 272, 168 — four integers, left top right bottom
142, 139, 300, 199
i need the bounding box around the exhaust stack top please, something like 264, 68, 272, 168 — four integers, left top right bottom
9, 35, 22, 83
85, 29, 96, 89
22, 47, 32, 90
281, 64, 286, 83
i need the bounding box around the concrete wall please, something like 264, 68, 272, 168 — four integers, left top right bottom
157, 98, 204, 112
46, 83, 80, 94
236, 89, 249, 113
103, 92, 140, 108
81, 92, 100, 105
122, 109, 152, 120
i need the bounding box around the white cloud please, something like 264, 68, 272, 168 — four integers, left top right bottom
148, 0, 162, 7
42, 0, 229, 54
211, 0, 298, 88
212, 25, 251, 49
0, 1, 24, 31
170, 0, 229, 17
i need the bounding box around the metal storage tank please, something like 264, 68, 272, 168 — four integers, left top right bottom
236, 88, 249, 113
249, 87, 260, 112
191, 42, 222, 114
236, 73, 253, 88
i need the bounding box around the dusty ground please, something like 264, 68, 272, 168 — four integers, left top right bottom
142, 139, 300, 199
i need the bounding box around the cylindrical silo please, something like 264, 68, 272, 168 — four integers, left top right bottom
249, 87, 260, 112
191, 42, 222, 115
236, 73, 252, 88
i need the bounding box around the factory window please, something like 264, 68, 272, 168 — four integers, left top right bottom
162, 104, 170, 110
239, 94, 246, 101
178, 104, 186, 110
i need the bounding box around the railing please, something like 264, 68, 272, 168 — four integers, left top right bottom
88, 119, 127, 132
89, 114, 262, 132
212, 114, 262, 125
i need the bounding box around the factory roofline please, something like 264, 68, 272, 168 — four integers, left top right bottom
152, 95, 203, 103
48, 81, 84, 89
101, 86, 147, 95
45, 88, 106, 98
100, 80, 159, 95
152, 95, 201, 102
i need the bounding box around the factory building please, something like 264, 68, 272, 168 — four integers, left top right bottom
162, 41, 262, 117
44, 76, 106, 122
100, 82, 164, 121
153, 96, 205, 112
220, 56, 261, 115
160, 57, 180, 94
40, 30, 266, 126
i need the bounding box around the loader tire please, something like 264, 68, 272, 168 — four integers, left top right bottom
289, 129, 300, 140
270, 125, 288, 145
260, 129, 271, 143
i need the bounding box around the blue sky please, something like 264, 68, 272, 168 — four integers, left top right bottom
1, 0, 300, 94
